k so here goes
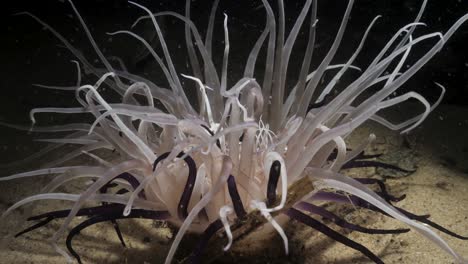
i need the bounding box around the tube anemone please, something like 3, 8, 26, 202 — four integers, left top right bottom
1, 0, 468, 263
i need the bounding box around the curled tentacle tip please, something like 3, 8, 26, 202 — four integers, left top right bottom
223, 244, 231, 252
123, 207, 131, 217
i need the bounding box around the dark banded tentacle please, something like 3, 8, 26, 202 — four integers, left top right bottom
115, 172, 146, 198
99, 172, 146, 199
342, 160, 414, 173
307, 93, 334, 111
188, 219, 224, 264
98, 185, 129, 247
354, 150, 383, 160
354, 152, 383, 160
176, 153, 197, 220
285, 208, 384, 264
200, 124, 222, 148
311, 191, 429, 218
296, 201, 409, 234
152, 151, 198, 220
152, 151, 171, 171
15, 216, 53, 238
354, 177, 406, 202
329, 150, 382, 163
27, 204, 125, 221
66, 209, 170, 264
16, 204, 125, 237
393, 206, 468, 240
110, 218, 126, 247
266, 160, 281, 207
312, 191, 468, 240
227, 175, 246, 218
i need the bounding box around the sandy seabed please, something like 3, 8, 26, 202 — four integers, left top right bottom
0, 104, 467, 264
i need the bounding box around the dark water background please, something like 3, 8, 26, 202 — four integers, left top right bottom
0, 0, 467, 166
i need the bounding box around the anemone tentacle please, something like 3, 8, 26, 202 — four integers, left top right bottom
2, 0, 468, 263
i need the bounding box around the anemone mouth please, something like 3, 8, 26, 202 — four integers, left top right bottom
1, 0, 468, 263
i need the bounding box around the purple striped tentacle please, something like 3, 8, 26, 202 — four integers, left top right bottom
15, 216, 53, 238
295, 201, 409, 234
311, 191, 468, 240
115, 172, 146, 198
227, 175, 247, 218
16, 204, 125, 237
307, 93, 334, 111
66, 209, 170, 264
393, 206, 468, 240
286, 208, 384, 264
310, 191, 428, 218
354, 178, 406, 202
354, 152, 383, 160
175, 153, 197, 220
98, 183, 131, 247
329, 150, 382, 165
342, 160, 414, 173
189, 219, 224, 264
266, 160, 281, 207
152, 151, 170, 171
152, 151, 198, 220
110, 217, 126, 247
98, 172, 146, 199
200, 124, 221, 148
27, 204, 125, 221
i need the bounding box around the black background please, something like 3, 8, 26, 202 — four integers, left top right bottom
0, 0, 467, 157
1, 0, 467, 114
